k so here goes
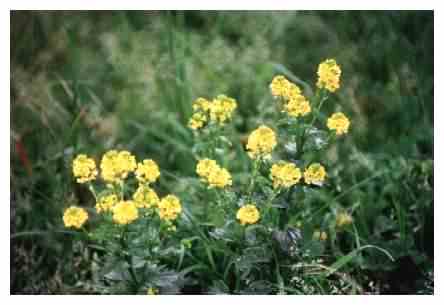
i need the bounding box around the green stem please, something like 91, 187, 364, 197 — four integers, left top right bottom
247, 159, 259, 201
120, 180, 125, 200
88, 183, 98, 201
120, 226, 139, 292
298, 91, 328, 159
264, 190, 278, 226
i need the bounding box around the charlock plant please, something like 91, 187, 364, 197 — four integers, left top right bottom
64, 150, 185, 294
180, 59, 364, 294
64, 59, 389, 294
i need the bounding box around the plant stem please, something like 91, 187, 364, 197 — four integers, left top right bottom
120, 226, 139, 293
297, 90, 328, 159
88, 183, 98, 201
120, 180, 125, 200
247, 159, 259, 201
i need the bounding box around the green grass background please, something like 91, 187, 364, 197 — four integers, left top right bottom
11, 11, 433, 294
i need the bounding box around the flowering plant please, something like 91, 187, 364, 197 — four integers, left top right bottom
65, 151, 186, 294
63, 59, 380, 295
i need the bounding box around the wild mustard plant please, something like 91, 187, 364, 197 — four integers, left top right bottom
64, 58, 359, 294
182, 58, 355, 294
64, 150, 185, 294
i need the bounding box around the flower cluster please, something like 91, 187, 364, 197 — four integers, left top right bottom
188, 95, 237, 130
209, 95, 237, 124
96, 194, 118, 213
100, 150, 137, 183
316, 59, 341, 92
327, 112, 350, 135
270, 75, 311, 117
72, 154, 98, 183
112, 200, 139, 225
303, 163, 327, 185
246, 125, 277, 159
196, 158, 232, 189
236, 204, 260, 225
63, 206, 89, 229
135, 159, 160, 184
270, 161, 302, 189
67, 151, 181, 228
158, 195, 182, 221
133, 185, 160, 208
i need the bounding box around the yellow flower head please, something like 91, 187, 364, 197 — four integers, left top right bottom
192, 97, 211, 112
236, 204, 260, 225
207, 167, 232, 189
317, 59, 341, 92
313, 230, 328, 241
209, 95, 237, 125
147, 287, 159, 295
246, 125, 277, 159
112, 200, 139, 225
336, 212, 353, 227
135, 159, 160, 184
270, 75, 307, 102
196, 159, 219, 179
188, 112, 207, 130
270, 75, 292, 97
284, 97, 311, 117
304, 163, 327, 185
95, 194, 118, 213
72, 154, 98, 183
196, 159, 231, 188
63, 206, 88, 229
270, 162, 302, 189
158, 195, 182, 221
286, 83, 304, 103
100, 150, 137, 183
133, 185, 160, 208
327, 112, 350, 135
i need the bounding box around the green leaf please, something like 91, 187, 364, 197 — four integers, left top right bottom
326, 245, 395, 276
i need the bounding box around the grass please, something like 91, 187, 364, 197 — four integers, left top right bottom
11, 11, 433, 294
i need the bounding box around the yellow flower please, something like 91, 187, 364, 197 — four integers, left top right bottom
270, 75, 310, 114
246, 125, 277, 159
196, 159, 219, 179
316, 59, 341, 92
270, 162, 302, 189
135, 159, 160, 184
188, 112, 207, 130
327, 112, 350, 135
284, 97, 311, 117
336, 212, 353, 227
63, 206, 88, 229
209, 95, 237, 125
95, 194, 118, 213
236, 204, 260, 225
207, 167, 232, 188
158, 195, 182, 221
313, 230, 328, 241
72, 154, 98, 183
100, 150, 137, 183
192, 97, 211, 112
133, 185, 160, 208
112, 200, 139, 225
270, 75, 292, 97
304, 163, 327, 185
147, 287, 159, 295
196, 159, 231, 188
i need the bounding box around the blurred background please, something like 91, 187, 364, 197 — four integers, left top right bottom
11, 11, 433, 294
